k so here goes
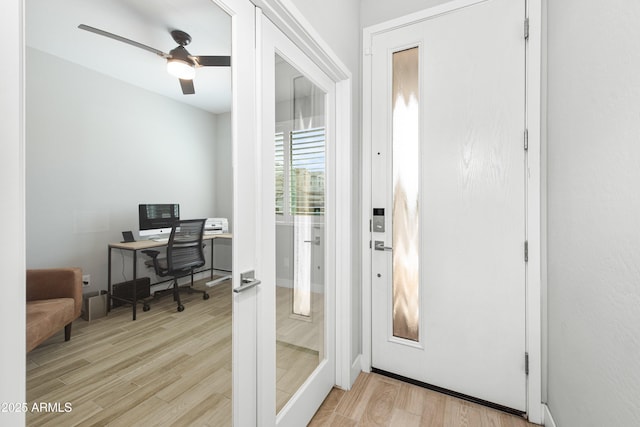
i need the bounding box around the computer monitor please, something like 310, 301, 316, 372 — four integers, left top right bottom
138, 204, 180, 238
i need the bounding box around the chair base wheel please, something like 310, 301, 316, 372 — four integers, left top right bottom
143, 304, 150, 312
177, 305, 185, 312
203, 293, 210, 300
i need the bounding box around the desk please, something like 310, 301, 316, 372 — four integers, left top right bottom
108, 233, 232, 320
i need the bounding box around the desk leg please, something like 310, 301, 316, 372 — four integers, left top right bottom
107, 246, 112, 313
132, 250, 137, 321
205, 238, 231, 287
210, 239, 214, 280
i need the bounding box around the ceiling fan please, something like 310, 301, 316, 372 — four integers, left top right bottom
78, 24, 230, 95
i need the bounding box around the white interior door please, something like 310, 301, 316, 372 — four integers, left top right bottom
258, 12, 336, 427
370, 0, 527, 412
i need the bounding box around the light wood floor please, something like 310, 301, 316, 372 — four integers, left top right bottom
310, 372, 540, 427
27, 280, 234, 426
26, 279, 319, 426
275, 285, 324, 411
28, 280, 540, 426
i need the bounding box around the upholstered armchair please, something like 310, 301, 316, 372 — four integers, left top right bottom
26, 268, 83, 352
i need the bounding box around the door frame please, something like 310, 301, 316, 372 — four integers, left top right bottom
361, 0, 544, 423
254, 0, 355, 394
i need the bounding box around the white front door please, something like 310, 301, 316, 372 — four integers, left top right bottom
258, 12, 336, 427
370, 0, 527, 412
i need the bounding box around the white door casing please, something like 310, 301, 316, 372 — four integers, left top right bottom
366, 0, 537, 415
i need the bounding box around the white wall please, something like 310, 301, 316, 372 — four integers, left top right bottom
213, 111, 233, 271
288, 0, 360, 76
288, 0, 363, 367
547, 1, 640, 425
26, 48, 229, 290
360, 0, 449, 28
215, 112, 234, 227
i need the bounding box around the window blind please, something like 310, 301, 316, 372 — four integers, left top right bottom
290, 127, 325, 216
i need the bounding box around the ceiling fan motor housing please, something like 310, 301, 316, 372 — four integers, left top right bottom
170, 30, 192, 46
169, 45, 193, 63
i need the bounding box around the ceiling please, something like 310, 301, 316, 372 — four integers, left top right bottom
26, 0, 232, 114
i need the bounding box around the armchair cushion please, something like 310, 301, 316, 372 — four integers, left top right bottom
26, 268, 82, 352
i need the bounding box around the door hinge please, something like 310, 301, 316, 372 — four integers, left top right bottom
369, 240, 372, 249
524, 240, 529, 262
524, 129, 529, 151
364, 47, 373, 56
525, 352, 529, 375
524, 18, 530, 40
369, 219, 372, 232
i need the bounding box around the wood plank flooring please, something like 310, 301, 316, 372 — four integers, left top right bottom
310, 372, 541, 427
275, 285, 323, 412
27, 280, 233, 427
28, 279, 541, 426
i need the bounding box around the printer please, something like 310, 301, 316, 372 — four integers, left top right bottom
204, 218, 229, 235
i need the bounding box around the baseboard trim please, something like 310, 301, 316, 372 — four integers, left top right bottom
543, 404, 557, 427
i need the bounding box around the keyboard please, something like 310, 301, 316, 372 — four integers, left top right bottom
151, 238, 169, 243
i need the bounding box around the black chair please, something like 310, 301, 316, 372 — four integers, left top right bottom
143, 219, 209, 312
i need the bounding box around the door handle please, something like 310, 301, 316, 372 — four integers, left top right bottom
234, 270, 262, 293
374, 240, 393, 251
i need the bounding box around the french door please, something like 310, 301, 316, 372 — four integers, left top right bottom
257, 12, 336, 427
370, 0, 528, 412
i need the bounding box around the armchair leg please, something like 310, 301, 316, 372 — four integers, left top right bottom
64, 323, 72, 341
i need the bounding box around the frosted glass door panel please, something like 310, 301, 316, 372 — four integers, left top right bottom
392, 47, 420, 342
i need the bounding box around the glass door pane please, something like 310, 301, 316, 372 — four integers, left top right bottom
392, 47, 420, 341
274, 53, 326, 414
24, 0, 261, 425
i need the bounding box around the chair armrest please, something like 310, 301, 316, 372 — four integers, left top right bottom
142, 250, 160, 258
142, 250, 168, 276
26, 268, 83, 316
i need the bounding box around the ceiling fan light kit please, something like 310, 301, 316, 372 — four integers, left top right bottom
167, 58, 195, 80
167, 44, 196, 80
78, 24, 230, 95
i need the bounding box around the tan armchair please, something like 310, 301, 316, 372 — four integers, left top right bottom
26, 268, 83, 352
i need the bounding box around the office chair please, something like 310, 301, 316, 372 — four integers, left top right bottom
142, 219, 209, 312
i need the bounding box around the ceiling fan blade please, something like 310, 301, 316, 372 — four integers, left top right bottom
193, 56, 231, 67
179, 79, 195, 95
78, 24, 168, 58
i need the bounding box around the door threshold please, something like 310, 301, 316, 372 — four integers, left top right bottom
371, 368, 526, 418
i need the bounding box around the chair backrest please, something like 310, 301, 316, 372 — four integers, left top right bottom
166, 219, 206, 274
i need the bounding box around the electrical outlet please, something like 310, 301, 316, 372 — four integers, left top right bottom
82, 274, 91, 287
